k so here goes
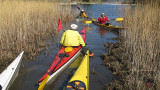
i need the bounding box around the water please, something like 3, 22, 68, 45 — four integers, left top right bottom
9, 4, 128, 90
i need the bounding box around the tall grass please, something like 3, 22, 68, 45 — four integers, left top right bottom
0, 1, 78, 65
123, 1, 160, 89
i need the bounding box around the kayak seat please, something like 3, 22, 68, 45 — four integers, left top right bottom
105, 23, 110, 26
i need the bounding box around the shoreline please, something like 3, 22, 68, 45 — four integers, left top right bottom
102, 34, 158, 90
59, 2, 135, 5
101, 36, 128, 89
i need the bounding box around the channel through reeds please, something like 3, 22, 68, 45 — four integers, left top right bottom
0, 1, 78, 66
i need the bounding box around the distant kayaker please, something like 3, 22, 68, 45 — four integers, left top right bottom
97, 13, 110, 24
60, 24, 85, 47
80, 10, 88, 17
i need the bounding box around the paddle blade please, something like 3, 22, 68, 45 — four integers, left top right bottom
89, 53, 94, 57
38, 75, 50, 90
115, 18, 123, 21
91, 17, 97, 21
85, 21, 92, 24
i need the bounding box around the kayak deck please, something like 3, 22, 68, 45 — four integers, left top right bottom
38, 28, 86, 84
65, 50, 89, 90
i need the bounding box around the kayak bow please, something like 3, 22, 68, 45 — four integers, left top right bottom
64, 50, 89, 90
0, 51, 24, 90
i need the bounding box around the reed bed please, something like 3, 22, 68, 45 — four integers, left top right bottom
123, 1, 160, 89
0, 1, 78, 66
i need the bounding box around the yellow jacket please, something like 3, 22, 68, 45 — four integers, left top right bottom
80, 12, 88, 17
82, 13, 88, 17
60, 30, 85, 47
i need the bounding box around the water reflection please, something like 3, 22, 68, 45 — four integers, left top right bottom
97, 27, 108, 38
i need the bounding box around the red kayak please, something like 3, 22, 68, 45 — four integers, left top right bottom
38, 28, 86, 85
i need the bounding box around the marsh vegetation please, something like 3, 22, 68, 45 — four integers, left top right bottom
0, 1, 78, 67
102, 1, 160, 89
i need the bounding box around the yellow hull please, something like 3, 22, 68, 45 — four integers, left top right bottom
65, 50, 89, 90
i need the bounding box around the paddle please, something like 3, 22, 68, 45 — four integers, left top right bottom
76, 6, 81, 10
82, 47, 94, 57
38, 47, 73, 90
85, 21, 92, 24
111, 18, 123, 21
89, 50, 94, 56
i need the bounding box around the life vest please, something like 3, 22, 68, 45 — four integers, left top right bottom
98, 16, 109, 24
60, 30, 85, 47
80, 11, 88, 17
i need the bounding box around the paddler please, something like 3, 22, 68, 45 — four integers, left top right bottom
80, 9, 88, 17
60, 24, 85, 47
97, 13, 110, 25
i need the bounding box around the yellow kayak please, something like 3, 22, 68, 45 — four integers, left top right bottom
91, 17, 125, 29
64, 50, 89, 90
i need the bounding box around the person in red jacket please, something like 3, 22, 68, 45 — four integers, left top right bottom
97, 13, 110, 24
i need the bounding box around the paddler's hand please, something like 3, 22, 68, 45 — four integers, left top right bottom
81, 44, 85, 47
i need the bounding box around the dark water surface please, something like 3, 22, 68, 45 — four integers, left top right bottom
9, 4, 128, 90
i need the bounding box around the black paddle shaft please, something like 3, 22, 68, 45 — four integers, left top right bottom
76, 6, 81, 10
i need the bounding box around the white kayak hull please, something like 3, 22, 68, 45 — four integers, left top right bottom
46, 48, 82, 85
0, 51, 24, 90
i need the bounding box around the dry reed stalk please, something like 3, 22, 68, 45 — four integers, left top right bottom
0, 1, 78, 66
123, 1, 160, 89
